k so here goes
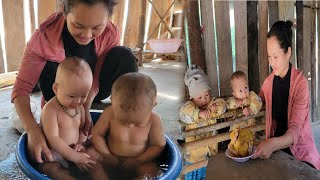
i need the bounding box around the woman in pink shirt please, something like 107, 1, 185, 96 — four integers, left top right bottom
11, 0, 137, 164
253, 21, 320, 170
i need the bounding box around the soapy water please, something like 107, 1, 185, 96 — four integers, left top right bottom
0, 153, 28, 180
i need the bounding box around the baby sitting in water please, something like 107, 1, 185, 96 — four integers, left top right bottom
92, 72, 166, 179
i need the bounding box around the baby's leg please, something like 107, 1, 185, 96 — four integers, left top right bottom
85, 147, 110, 180
38, 162, 76, 180
136, 162, 160, 179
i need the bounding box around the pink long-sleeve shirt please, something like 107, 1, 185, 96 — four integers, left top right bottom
259, 65, 320, 170
11, 12, 120, 102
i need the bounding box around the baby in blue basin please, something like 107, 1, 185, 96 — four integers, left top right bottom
92, 72, 166, 179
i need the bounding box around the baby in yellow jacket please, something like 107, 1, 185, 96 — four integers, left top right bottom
180, 65, 226, 163
226, 71, 262, 130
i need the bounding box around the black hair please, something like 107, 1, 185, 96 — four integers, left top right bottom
267, 21, 293, 53
62, 0, 117, 16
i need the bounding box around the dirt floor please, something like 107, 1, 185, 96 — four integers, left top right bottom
0, 60, 320, 179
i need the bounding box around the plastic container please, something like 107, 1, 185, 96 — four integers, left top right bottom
16, 112, 182, 180
184, 162, 207, 180
147, 39, 183, 53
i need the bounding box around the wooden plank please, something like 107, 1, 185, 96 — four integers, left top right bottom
303, 2, 311, 79
200, 0, 218, 96
2, 0, 25, 72
183, 159, 208, 174
310, 1, 317, 122
159, 0, 172, 39
181, 124, 265, 152
0, 31, 4, 73
123, 0, 141, 48
268, 1, 279, 29
29, 0, 36, 33
278, 1, 296, 66
258, 1, 269, 86
38, 0, 56, 24
187, 0, 205, 70
318, 1, 320, 122
247, 1, 260, 93
137, 0, 147, 67
214, 1, 233, 96
111, 0, 125, 36
234, 1, 248, 78
147, 0, 168, 41
296, 1, 303, 70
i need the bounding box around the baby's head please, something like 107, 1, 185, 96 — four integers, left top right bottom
184, 65, 211, 109
230, 71, 249, 100
111, 72, 157, 127
53, 57, 93, 108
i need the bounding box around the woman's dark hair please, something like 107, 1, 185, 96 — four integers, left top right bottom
63, 0, 117, 16
267, 21, 293, 53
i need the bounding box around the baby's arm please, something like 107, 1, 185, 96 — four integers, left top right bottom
179, 101, 202, 124
136, 112, 166, 163
75, 106, 88, 151
41, 106, 95, 168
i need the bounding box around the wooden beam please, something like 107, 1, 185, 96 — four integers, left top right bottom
181, 124, 265, 152
38, 0, 56, 24
137, 0, 147, 67
303, 1, 311, 82
234, 1, 248, 78
247, 1, 260, 93
112, 0, 125, 38
0, 32, 3, 73
214, 1, 233, 96
318, 1, 320, 122
258, 1, 269, 86
296, 1, 303, 70
200, 0, 218, 96
186, 0, 205, 70
123, 0, 142, 47
278, 1, 296, 66
310, 1, 317, 122
29, 0, 36, 33
268, 1, 279, 29
2, 0, 25, 72
182, 159, 208, 174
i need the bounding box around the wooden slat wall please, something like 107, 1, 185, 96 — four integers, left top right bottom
214, 1, 233, 96
159, 0, 172, 39
268, 1, 279, 29
278, 1, 296, 66
318, 2, 320, 121
2, 0, 25, 72
234, 1, 248, 78
258, 1, 269, 86
302, 1, 311, 79
38, 0, 56, 24
200, 0, 218, 97
310, 1, 317, 122
29, 0, 36, 33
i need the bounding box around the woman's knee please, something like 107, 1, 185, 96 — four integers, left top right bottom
105, 46, 138, 71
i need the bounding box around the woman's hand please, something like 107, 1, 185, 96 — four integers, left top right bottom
27, 126, 54, 163
252, 138, 276, 159
84, 108, 93, 138
72, 152, 96, 171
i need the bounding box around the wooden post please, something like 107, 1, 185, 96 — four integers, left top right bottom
268, 1, 279, 29
234, 1, 248, 78
186, 0, 205, 70
258, 1, 269, 86
278, 1, 296, 66
318, 1, 320, 122
137, 0, 147, 67
29, 0, 36, 33
38, 0, 56, 24
3, 0, 25, 72
0, 33, 3, 73
200, 0, 218, 96
296, 1, 303, 70
214, 1, 233, 96
123, 1, 142, 48
310, 1, 317, 122
111, 0, 125, 34
247, 1, 260, 93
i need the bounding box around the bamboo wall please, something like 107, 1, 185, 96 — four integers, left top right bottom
197, 1, 319, 122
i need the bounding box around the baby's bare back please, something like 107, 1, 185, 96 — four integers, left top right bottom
108, 119, 152, 158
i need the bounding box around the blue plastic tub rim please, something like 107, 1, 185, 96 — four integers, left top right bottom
16, 112, 182, 180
